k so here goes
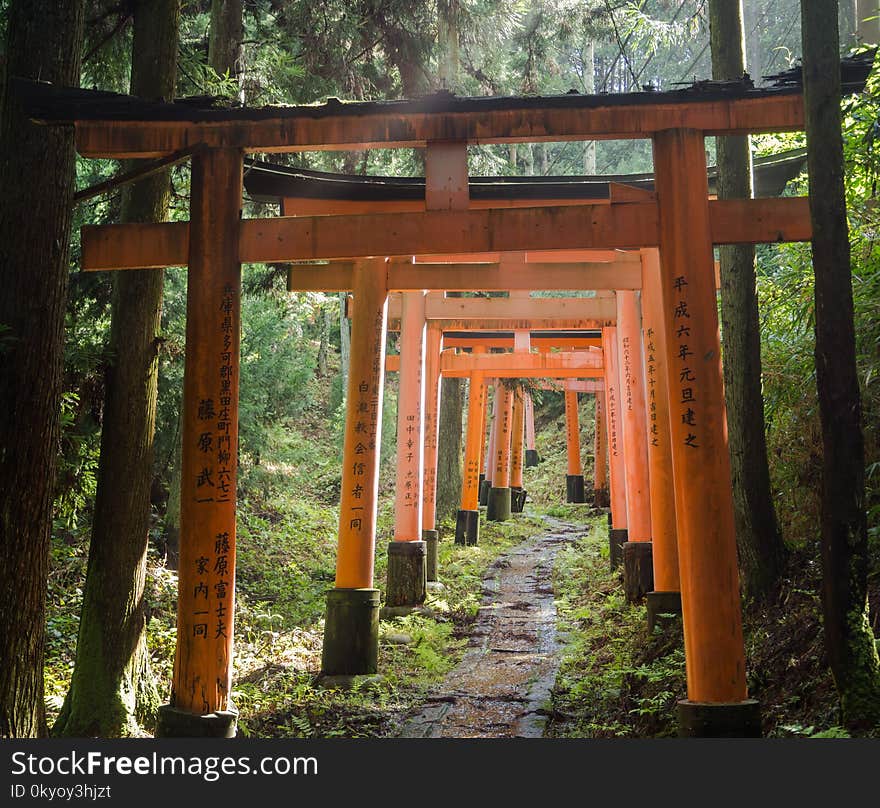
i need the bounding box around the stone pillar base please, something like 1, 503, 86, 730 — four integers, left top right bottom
156, 705, 238, 738
646, 590, 682, 633
422, 529, 439, 582
478, 478, 491, 506
622, 541, 654, 602
677, 699, 762, 738
455, 509, 480, 545
385, 541, 427, 608
593, 487, 610, 508
609, 528, 628, 570
525, 449, 540, 467
321, 588, 380, 675
566, 474, 586, 503
511, 486, 528, 513
487, 486, 512, 521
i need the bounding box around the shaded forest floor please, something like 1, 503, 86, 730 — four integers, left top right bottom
44, 379, 879, 738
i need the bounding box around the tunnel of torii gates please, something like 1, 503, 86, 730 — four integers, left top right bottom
24, 75, 825, 739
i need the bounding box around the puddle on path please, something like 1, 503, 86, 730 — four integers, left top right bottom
397, 516, 584, 738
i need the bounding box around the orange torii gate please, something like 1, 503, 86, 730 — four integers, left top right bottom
24, 76, 820, 738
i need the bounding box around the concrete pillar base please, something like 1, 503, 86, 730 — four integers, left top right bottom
321, 588, 380, 676
622, 541, 654, 602
677, 699, 762, 738
593, 487, 610, 508
385, 541, 427, 607
156, 705, 238, 738
646, 590, 682, 633
487, 486, 512, 521
609, 528, 628, 570
422, 529, 439, 581
511, 486, 528, 513
478, 478, 491, 506
455, 509, 480, 545
566, 474, 586, 503
525, 449, 540, 467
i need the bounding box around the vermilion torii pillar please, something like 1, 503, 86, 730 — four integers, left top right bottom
524, 391, 540, 466
594, 388, 610, 507
385, 290, 428, 611
564, 389, 586, 503
509, 386, 527, 513
616, 290, 654, 601
320, 259, 388, 676
157, 148, 243, 739
640, 248, 682, 630
653, 128, 758, 736
456, 370, 487, 545
487, 384, 514, 521
603, 326, 628, 568
422, 323, 442, 582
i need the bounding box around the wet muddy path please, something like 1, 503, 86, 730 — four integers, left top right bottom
397, 517, 582, 738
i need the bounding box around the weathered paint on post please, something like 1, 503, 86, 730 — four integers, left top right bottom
510, 386, 525, 489
653, 128, 747, 704
594, 389, 608, 494
393, 291, 427, 541
641, 248, 680, 592
616, 291, 652, 541
170, 147, 243, 721
421, 323, 442, 533
602, 327, 627, 530
461, 372, 488, 511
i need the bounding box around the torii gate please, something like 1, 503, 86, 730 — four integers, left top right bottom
24, 77, 816, 737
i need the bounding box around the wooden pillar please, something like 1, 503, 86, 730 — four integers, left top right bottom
564, 389, 586, 503
320, 259, 388, 676
594, 388, 610, 507
641, 248, 682, 630
510, 386, 527, 512
617, 290, 653, 601
159, 148, 243, 738
386, 290, 427, 609
456, 371, 486, 545
487, 384, 513, 521
524, 390, 539, 466
474, 347, 490, 500
422, 323, 442, 580
602, 326, 628, 568
653, 128, 757, 735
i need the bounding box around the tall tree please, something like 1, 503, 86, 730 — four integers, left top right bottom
53, 0, 180, 737
709, 0, 786, 600
210, 0, 244, 93
0, 0, 85, 737
801, 0, 880, 728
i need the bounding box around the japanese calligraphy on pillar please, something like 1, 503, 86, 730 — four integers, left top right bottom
645, 327, 660, 448
622, 335, 634, 413
464, 378, 485, 486
343, 308, 385, 536
671, 274, 700, 449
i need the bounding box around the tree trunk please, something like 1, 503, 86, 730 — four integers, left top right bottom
0, 0, 84, 738
435, 376, 463, 520
209, 0, 243, 95
339, 292, 350, 393
53, 0, 179, 738
317, 300, 330, 377
801, 0, 880, 729
709, 0, 786, 601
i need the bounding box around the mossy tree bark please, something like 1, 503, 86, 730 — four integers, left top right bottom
709, 0, 786, 601
53, 0, 180, 738
801, 0, 880, 729
436, 377, 464, 520
0, 0, 84, 738
209, 0, 243, 88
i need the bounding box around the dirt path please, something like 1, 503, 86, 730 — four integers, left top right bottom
397, 517, 582, 738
